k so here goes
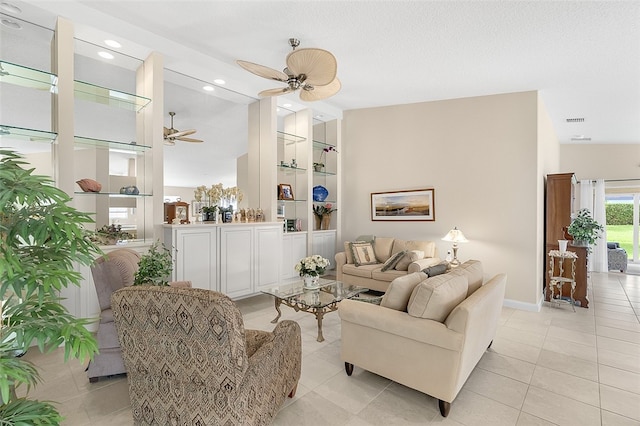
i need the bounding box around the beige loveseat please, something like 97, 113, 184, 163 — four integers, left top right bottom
335, 237, 442, 292
338, 260, 506, 417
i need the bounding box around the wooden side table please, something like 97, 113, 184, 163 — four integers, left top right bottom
548, 250, 577, 312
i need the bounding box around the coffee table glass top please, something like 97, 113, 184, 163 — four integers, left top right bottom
261, 278, 368, 308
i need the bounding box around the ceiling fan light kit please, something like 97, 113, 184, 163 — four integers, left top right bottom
237, 38, 341, 101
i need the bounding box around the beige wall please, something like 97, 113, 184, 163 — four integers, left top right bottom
342, 91, 545, 308
560, 144, 640, 180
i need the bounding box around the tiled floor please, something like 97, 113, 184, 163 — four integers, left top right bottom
21, 269, 640, 425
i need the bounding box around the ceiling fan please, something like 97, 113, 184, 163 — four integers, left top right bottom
237, 38, 341, 102
163, 111, 203, 145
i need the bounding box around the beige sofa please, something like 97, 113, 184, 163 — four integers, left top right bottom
335, 237, 442, 292
338, 260, 506, 417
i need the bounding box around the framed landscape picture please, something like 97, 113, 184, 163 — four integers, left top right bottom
371, 188, 435, 221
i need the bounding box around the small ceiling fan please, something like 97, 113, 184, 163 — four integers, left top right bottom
237, 38, 341, 102
163, 112, 203, 145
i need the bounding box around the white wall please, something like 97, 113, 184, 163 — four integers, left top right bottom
342, 91, 544, 307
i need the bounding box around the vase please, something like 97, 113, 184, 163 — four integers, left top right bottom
303, 274, 319, 289
558, 239, 568, 253
314, 215, 322, 230
321, 214, 331, 230
314, 164, 324, 172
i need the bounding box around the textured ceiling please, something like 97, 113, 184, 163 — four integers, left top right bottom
4, 1, 640, 186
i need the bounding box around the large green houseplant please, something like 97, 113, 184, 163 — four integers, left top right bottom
0, 150, 101, 424
133, 241, 173, 286
567, 208, 604, 247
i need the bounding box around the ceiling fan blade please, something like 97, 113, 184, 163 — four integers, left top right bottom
259, 87, 294, 97
166, 129, 196, 139
177, 137, 203, 143
163, 126, 172, 137
237, 60, 288, 82
164, 139, 176, 146
300, 78, 341, 102
286, 48, 337, 86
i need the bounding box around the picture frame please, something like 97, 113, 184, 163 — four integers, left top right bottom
191, 201, 205, 216
371, 188, 435, 221
277, 202, 285, 218
278, 183, 295, 200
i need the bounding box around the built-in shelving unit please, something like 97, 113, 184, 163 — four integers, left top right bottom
0, 60, 57, 91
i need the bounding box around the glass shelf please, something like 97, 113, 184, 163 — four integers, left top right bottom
74, 80, 151, 112
278, 131, 306, 145
278, 165, 307, 173
0, 61, 57, 91
0, 125, 57, 143
74, 135, 151, 152
313, 170, 336, 177
313, 140, 336, 149
278, 198, 308, 203
74, 191, 152, 197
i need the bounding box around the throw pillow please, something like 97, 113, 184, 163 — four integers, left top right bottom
381, 250, 407, 272
407, 274, 469, 322
423, 262, 448, 277
394, 250, 424, 271
380, 272, 426, 311
448, 260, 483, 296
349, 241, 379, 266
344, 237, 375, 264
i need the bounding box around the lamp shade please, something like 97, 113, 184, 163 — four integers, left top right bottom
442, 227, 468, 243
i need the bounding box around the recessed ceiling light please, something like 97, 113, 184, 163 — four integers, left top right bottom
98, 51, 114, 60
213, 79, 225, 85
283, 103, 292, 108
0, 18, 21, 29
203, 85, 215, 92
104, 39, 121, 48
0, 2, 22, 14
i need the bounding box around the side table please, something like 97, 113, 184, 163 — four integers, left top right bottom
548, 250, 577, 312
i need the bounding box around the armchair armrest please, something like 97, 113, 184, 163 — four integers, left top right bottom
335, 252, 347, 280
408, 257, 442, 274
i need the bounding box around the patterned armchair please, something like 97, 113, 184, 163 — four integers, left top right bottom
111, 286, 301, 425
607, 242, 628, 272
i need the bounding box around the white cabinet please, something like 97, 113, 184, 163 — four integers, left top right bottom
312, 230, 337, 270
282, 233, 308, 279
254, 225, 282, 290
220, 226, 254, 299
165, 226, 218, 291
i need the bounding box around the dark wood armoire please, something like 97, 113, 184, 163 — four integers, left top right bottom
544, 173, 589, 308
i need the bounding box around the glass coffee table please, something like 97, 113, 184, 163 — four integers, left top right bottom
261, 278, 369, 342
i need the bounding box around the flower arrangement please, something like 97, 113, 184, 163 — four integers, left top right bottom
295, 254, 330, 277
313, 203, 337, 217
194, 184, 243, 206
92, 224, 133, 245
313, 145, 338, 169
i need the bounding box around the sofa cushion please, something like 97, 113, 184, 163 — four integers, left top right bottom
350, 241, 379, 266
407, 274, 469, 322
342, 263, 380, 279
381, 250, 407, 272
423, 262, 448, 277
395, 250, 424, 271
380, 272, 427, 311
391, 240, 436, 259
373, 237, 395, 262
448, 260, 483, 296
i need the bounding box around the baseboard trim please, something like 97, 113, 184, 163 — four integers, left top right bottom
503, 297, 542, 312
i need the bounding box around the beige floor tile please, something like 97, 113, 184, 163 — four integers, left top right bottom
598, 347, 640, 374
594, 296, 633, 306
272, 391, 355, 425
596, 316, 640, 333
596, 303, 637, 315
530, 365, 600, 407
597, 336, 640, 356
599, 364, 640, 395
354, 381, 439, 425
516, 412, 558, 425
464, 368, 528, 409
447, 389, 520, 426
298, 351, 343, 389
546, 325, 597, 346
549, 316, 596, 334
596, 324, 640, 344
601, 410, 640, 426
542, 335, 598, 363
521, 385, 601, 426
600, 384, 640, 421
314, 368, 391, 415
536, 349, 599, 381
595, 309, 640, 323
497, 325, 546, 348
477, 351, 536, 384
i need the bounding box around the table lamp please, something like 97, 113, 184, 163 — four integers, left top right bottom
442, 227, 468, 267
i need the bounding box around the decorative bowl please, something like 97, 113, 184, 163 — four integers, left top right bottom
313, 185, 329, 202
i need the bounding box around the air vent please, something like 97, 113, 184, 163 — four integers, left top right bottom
571, 136, 591, 141
566, 118, 585, 123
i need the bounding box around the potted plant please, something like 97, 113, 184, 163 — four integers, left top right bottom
313, 203, 337, 230
92, 223, 133, 245
0, 150, 101, 421
314, 145, 338, 172
294, 254, 330, 288
567, 208, 604, 248
201, 205, 217, 222
133, 241, 174, 286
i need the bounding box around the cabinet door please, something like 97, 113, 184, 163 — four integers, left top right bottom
282, 233, 307, 279
255, 225, 282, 290
174, 228, 218, 291
220, 227, 254, 299
312, 231, 337, 270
